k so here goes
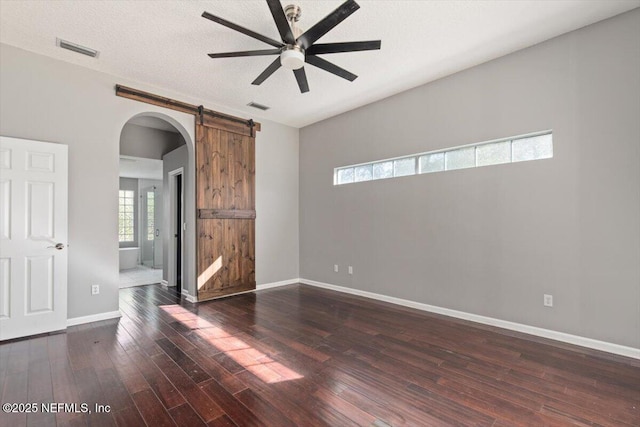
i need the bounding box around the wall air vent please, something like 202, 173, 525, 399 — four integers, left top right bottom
247, 102, 270, 111
56, 38, 99, 58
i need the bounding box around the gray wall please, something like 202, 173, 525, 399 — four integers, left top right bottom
256, 123, 300, 284
299, 10, 640, 348
0, 43, 300, 319
120, 123, 184, 159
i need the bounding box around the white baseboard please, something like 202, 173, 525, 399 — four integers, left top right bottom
299, 278, 640, 360
181, 290, 197, 303
67, 310, 122, 327
160, 280, 168, 287
257, 278, 300, 291
180, 288, 197, 303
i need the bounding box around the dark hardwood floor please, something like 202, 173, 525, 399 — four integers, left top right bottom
1, 284, 638, 426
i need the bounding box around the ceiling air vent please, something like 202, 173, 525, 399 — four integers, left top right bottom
56, 38, 99, 58
247, 102, 270, 111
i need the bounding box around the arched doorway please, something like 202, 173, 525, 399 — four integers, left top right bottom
117, 112, 195, 299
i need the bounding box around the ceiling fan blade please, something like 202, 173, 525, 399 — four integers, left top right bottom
293, 67, 310, 93
296, 0, 360, 49
305, 55, 357, 81
252, 57, 282, 85
266, 0, 295, 45
208, 49, 282, 59
202, 11, 284, 48
306, 40, 381, 55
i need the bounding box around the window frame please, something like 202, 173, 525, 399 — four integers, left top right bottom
334, 130, 552, 186
119, 188, 137, 248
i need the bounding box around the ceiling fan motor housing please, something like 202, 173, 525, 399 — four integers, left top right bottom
284, 4, 302, 22
280, 45, 305, 70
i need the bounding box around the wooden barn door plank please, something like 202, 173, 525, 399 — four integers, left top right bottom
196, 121, 256, 301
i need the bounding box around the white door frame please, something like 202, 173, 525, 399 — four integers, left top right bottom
167, 167, 184, 290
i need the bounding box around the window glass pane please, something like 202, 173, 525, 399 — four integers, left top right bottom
512, 134, 553, 162
354, 165, 372, 182
333, 132, 552, 186
147, 192, 155, 241
419, 152, 445, 173
476, 140, 511, 167
119, 189, 135, 242
394, 157, 415, 177
372, 161, 393, 179
445, 147, 475, 170
337, 168, 354, 184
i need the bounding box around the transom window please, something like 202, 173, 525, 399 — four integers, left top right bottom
334, 131, 553, 185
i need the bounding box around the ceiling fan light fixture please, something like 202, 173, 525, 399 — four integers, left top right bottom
280, 46, 305, 70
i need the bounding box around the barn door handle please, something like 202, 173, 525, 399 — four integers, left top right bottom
47, 243, 65, 250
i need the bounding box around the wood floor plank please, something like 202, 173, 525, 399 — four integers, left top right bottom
104, 342, 150, 396
94, 368, 136, 413
111, 406, 146, 427
131, 389, 176, 427
72, 367, 116, 427
6, 339, 30, 374
200, 377, 267, 427
151, 351, 224, 423
235, 370, 361, 426
234, 388, 297, 427
184, 347, 248, 394
155, 338, 211, 384
2, 283, 638, 427
26, 353, 55, 427
207, 414, 238, 427
168, 403, 207, 427
313, 386, 377, 426
49, 359, 85, 425
0, 372, 28, 427
125, 347, 185, 410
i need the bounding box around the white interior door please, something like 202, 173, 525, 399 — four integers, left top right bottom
0, 136, 68, 340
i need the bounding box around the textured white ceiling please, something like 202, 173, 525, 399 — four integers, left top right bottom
1, 1, 638, 128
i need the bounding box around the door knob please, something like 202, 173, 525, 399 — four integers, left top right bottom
47, 243, 65, 250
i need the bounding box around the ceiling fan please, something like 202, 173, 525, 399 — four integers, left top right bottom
202, 0, 381, 93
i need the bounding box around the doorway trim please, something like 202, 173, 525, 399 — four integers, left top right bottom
168, 167, 184, 294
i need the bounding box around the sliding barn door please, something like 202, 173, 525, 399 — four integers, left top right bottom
196, 119, 256, 301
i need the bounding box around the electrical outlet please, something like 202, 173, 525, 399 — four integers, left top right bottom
348, 266, 353, 275
544, 294, 553, 307
91, 284, 100, 295
334, 264, 339, 273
